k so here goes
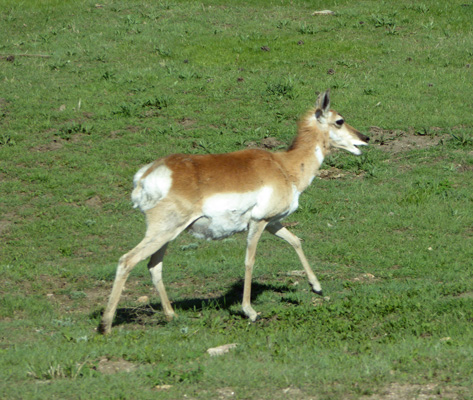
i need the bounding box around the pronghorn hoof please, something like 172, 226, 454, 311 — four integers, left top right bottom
165, 313, 177, 322
312, 288, 324, 296
98, 322, 111, 335
242, 306, 259, 322
249, 313, 261, 322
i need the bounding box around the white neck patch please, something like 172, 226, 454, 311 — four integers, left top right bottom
315, 145, 325, 166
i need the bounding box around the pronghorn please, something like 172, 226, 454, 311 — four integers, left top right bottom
99, 89, 369, 334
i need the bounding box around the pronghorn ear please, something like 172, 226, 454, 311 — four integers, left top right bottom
315, 89, 330, 120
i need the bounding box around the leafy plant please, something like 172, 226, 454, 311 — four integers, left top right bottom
55, 123, 93, 140
371, 13, 397, 28
448, 129, 473, 148
266, 78, 296, 99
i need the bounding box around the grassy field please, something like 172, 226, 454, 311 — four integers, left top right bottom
1, 0, 473, 398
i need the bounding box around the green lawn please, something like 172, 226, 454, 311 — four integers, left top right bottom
1, 0, 473, 398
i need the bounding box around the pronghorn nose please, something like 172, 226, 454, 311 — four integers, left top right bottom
358, 132, 370, 143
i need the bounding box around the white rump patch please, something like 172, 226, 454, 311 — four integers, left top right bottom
132, 164, 173, 211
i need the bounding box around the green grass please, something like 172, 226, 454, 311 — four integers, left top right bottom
1, 0, 473, 398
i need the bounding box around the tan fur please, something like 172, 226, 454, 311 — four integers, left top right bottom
99, 90, 368, 334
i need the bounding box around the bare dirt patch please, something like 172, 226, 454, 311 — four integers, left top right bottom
369, 126, 445, 153
360, 383, 465, 400
0, 98, 9, 115
352, 273, 377, 283
85, 195, 102, 208
0, 212, 15, 236
318, 167, 351, 180
96, 357, 139, 374
246, 136, 286, 150
126, 125, 141, 133
31, 140, 64, 152
178, 117, 197, 128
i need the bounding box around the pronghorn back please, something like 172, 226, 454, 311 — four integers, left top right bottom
132, 150, 296, 240
99, 89, 369, 334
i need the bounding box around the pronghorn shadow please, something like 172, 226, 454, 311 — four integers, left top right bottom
112, 280, 297, 328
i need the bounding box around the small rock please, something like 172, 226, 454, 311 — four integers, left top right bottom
207, 343, 238, 356
312, 10, 335, 15
155, 385, 173, 391
137, 296, 149, 303
286, 270, 306, 277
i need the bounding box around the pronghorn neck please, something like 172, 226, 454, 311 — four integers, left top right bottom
276, 112, 329, 191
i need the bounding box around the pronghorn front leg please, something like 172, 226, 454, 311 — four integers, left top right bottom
267, 222, 323, 295
242, 220, 268, 321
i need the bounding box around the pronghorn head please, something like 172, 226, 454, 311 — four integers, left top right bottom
315, 89, 369, 155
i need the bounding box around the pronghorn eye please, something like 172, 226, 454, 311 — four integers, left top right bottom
335, 119, 344, 126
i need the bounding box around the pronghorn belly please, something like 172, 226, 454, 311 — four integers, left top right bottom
188, 188, 274, 240
188, 212, 251, 240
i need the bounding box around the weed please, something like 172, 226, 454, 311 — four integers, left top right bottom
141, 96, 170, 109
298, 23, 332, 35
112, 103, 135, 117
0, 132, 16, 146
69, 291, 87, 300
276, 20, 290, 29
324, 149, 384, 177
448, 129, 473, 148
371, 13, 397, 28
406, 4, 430, 14
55, 123, 92, 140
415, 127, 436, 138
27, 359, 92, 380
155, 46, 172, 57
400, 179, 453, 204
266, 78, 296, 99
102, 71, 115, 81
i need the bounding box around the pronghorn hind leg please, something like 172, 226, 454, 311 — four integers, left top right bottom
242, 220, 268, 321
99, 210, 195, 334
266, 222, 323, 296
99, 236, 170, 334
147, 243, 175, 321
